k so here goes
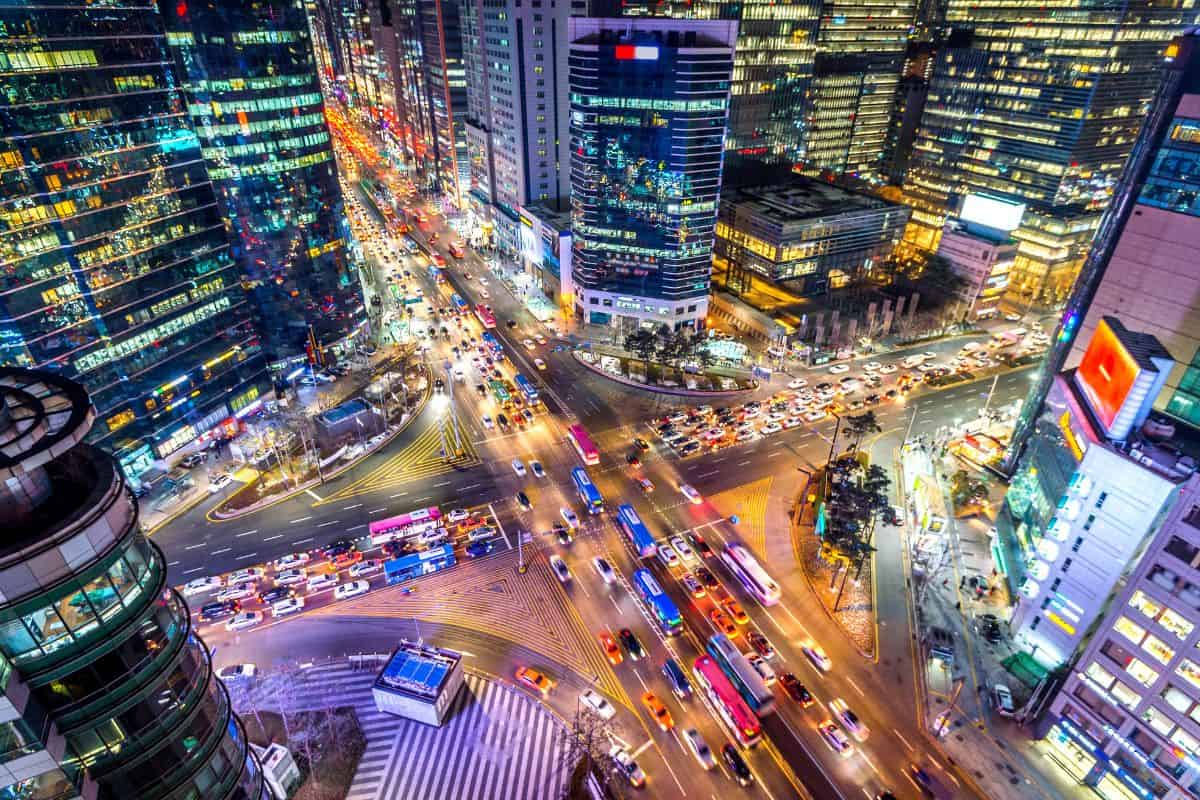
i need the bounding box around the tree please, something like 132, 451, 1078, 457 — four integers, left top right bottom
623, 328, 657, 367
917, 254, 969, 305
557, 704, 623, 800
843, 411, 882, 452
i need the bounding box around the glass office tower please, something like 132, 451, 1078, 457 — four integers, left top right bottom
0, 367, 267, 800
568, 18, 736, 333
162, 0, 366, 367
904, 0, 1198, 306
0, 0, 270, 478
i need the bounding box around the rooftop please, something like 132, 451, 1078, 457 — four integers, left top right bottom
720, 179, 898, 225
374, 640, 461, 700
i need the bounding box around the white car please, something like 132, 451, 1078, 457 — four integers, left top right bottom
592, 557, 617, 584
818, 720, 854, 757
273, 552, 310, 571
803, 645, 833, 672
993, 683, 1015, 716
534, 358, 547, 370
703, 427, 726, 442
208, 473, 233, 493
522, 338, 536, 350
918, 362, 938, 372
225, 611, 263, 632
782, 416, 804, 429
479, 288, 490, 299
679, 484, 703, 504
669, 536, 696, 563
830, 698, 869, 740
804, 410, 827, 423
580, 689, 617, 720
760, 422, 783, 435
749, 653, 777, 686
549, 555, 571, 583
334, 580, 371, 601
349, 559, 382, 578
656, 544, 680, 568
226, 568, 265, 586
787, 378, 808, 389
863, 361, 882, 372
482, 415, 495, 430
610, 746, 647, 788
216, 663, 257, 681
879, 364, 898, 374
447, 508, 471, 524
511, 458, 527, 477
828, 363, 849, 374
560, 507, 580, 529
683, 728, 716, 771
306, 574, 338, 594
274, 568, 307, 587
182, 576, 223, 597
216, 585, 255, 603
271, 597, 305, 617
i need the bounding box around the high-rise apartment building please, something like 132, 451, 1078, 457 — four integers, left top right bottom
568, 18, 736, 332
903, 1, 1198, 306
461, 0, 570, 259
163, 0, 366, 367
0, 0, 270, 479
0, 367, 267, 799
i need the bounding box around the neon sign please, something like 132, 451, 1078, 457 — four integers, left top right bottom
615, 45, 659, 60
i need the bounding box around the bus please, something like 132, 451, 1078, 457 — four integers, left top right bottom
481, 331, 501, 352
475, 304, 497, 329
633, 568, 682, 635
571, 467, 604, 515
692, 656, 762, 748
427, 264, 446, 285
707, 634, 776, 715
513, 374, 539, 404
449, 241, 466, 258
369, 506, 443, 546
450, 294, 468, 314
488, 379, 511, 405
616, 504, 657, 558
721, 544, 782, 606
384, 544, 456, 585
567, 423, 600, 465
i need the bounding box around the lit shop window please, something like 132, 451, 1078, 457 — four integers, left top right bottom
1130, 590, 1164, 620
1126, 659, 1160, 688
1141, 706, 1175, 737
1171, 726, 1200, 758
1115, 616, 1147, 646
1111, 680, 1141, 708
1086, 661, 1116, 689
1176, 659, 1200, 691
1143, 635, 1176, 666
1159, 609, 1195, 641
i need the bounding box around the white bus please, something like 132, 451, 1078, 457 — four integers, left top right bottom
721, 544, 781, 606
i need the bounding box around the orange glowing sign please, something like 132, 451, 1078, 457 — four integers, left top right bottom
1075, 318, 1139, 431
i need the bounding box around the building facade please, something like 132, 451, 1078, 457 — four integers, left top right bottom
903, 2, 1198, 306
0, 368, 267, 799
0, 0, 271, 479
162, 0, 366, 367
518, 201, 573, 307
568, 18, 736, 332
934, 196, 1021, 320
461, 0, 571, 260
713, 180, 910, 296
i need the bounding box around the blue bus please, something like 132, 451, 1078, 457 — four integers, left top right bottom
633, 568, 683, 636
384, 544, 456, 585
616, 503, 657, 558
427, 264, 446, 284
706, 634, 776, 715
513, 374, 539, 404
481, 331, 500, 351
451, 294, 468, 314
571, 467, 604, 515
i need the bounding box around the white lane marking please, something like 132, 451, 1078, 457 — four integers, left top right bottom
289, 516, 313, 524
737, 460, 751, 466
434, 480, 451, 487
631, 739, 655, 758
182, 567, 204, 574
368, 507, 387, 514
263, 535, 283, 542
293, 537, 314, 545
846, 676, 866, 697
185, 543, 205, 551
894, 728, 914, 751
343, 504, 362, 511
348, 524, 367, 531
317, 520, 339, 528
697, 470, 718, 478
168, 561, 181, 566
235, 552, 258, 561
305, 489, 324, 502
767, 451, 783, 458
210, 548, 231, 555
390, 492, 410, 499
236, 530, 258, 538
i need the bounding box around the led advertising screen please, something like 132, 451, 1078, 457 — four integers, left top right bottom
959, 194, 1026, 232
1075, 318, 1140, 433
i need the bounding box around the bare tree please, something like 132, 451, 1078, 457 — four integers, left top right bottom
557, 705, 623, 800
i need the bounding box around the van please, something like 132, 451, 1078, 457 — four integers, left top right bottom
927, 626, 955, 665
662, 658, 693, 698
901, 354, 926, 369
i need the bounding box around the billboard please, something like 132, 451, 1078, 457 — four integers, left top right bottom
1075, 318, 1141, 434
959, 194, 1026, 232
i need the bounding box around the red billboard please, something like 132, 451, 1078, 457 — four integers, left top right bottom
1075, 318, 1140, 431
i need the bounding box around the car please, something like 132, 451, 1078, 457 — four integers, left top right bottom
610, 746, 646, 788
760, 422, 783, 435
515, 491, 532, 511
549, 555, 571, 583
208, 473, 234, 493
475, 383, 487, 397
530, 460, 546, 478
683, 728, 716, 770
274, 568, 307, 587
515, 666, 554, 696
227, 568, 265, 586
560, 507, 580, 529
198, 600, 240, 622
331, 550, 362, 570
668, 535, 695, 563
225, 611, 263, 632
828, 363, 850, 374
182, 576, 223, 597
787, 377, 808, 389
533, 358, 547, 370
466, 538, 499, 558
598, 630, 622, 665
779, 672, 815, 707
448, 508, 471, 524
618, 628, 644, 660
633, 437, 651, 451
522, 338, 536, 350
1004, 311, 1023, 322
908, 764, 937, 795
334, 580, 371, 601
678, 441, 701, 456
216, 585, 256, 603
625, 452, 641, 467
271, 597, 305, 617
747, 631, 775, 659
803, 645, 833, 672
180, 452, 207, 469
580, 689, 617, 720
592, 557, 616, 585
637, 477, 655, 493
695, 566, 720, 592
879, 363, 897, 374
511, 458, 527, 477
748, 653, 777, 686
828, 697, 869, 740
306, 574, 337, 594
322, 540, 355, 560
804, 409, 827, 422
680, 572, 706, 599
710, 608, 738, 637
721, 596, 749, 625
640, 691, 674, 731
216, 663, 257, 682
993, 683, 1015, 716
722, 744, 754, 786
656, 543, 680, 568
482, 415, 494, 429
688, 532, 714, 559
679, 484, 703, 504
818, 720, 854, 757
863, 361, 882, 372
782, 416, 804, 429
273, 552, 311, 571
257, 586, 293, 605
535, 335, 547, 345
497, 413, 510, 428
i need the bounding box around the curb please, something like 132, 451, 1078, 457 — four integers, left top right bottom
571, 351, 755, 397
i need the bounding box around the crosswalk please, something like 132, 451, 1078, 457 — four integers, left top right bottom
295, 662, 567, 800
321, 420, 482, 502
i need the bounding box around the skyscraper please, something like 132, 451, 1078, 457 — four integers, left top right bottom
0, 367, 267, 799
162, 0, 367, 367
461, 0, 570, 259
903, 1, 1198, 306
568, 18, 736, 332
0, 0, 270, 479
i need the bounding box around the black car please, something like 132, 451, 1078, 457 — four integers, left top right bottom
497, 413, 510, 428
434, 378, 446, 393
553, 522, 572, 545
625, 452, 641, 467
656, 422, 675, 434
505, 319, 518, 329
515, 491, 532, 511
747, 631, 775, 659
382, 539, 415, 558
779, 672, 814, 707
466, 538, 497, 558
475, 383, 487, 397
633, 437, 650, 451
695, 566, 719, 590
679, 442, 701, 457
618, 628, 644, 660
257, 586, 294, 605
688, 532, 715, 559
199, 600, 240, 622
875, 793, 897, 800
323, 539, 356, 560
722, 744, 753, 786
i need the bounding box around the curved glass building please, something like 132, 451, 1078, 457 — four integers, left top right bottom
0, 367, 267, 800
161, 0, 366, 366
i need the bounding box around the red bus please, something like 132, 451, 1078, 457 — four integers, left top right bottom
369, 506, 442, 546
431, 253, 446, 267
693, 656, 762, 748
449, 241, 466, 259
567, 424, 600, 465
475, 304, 496, 329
